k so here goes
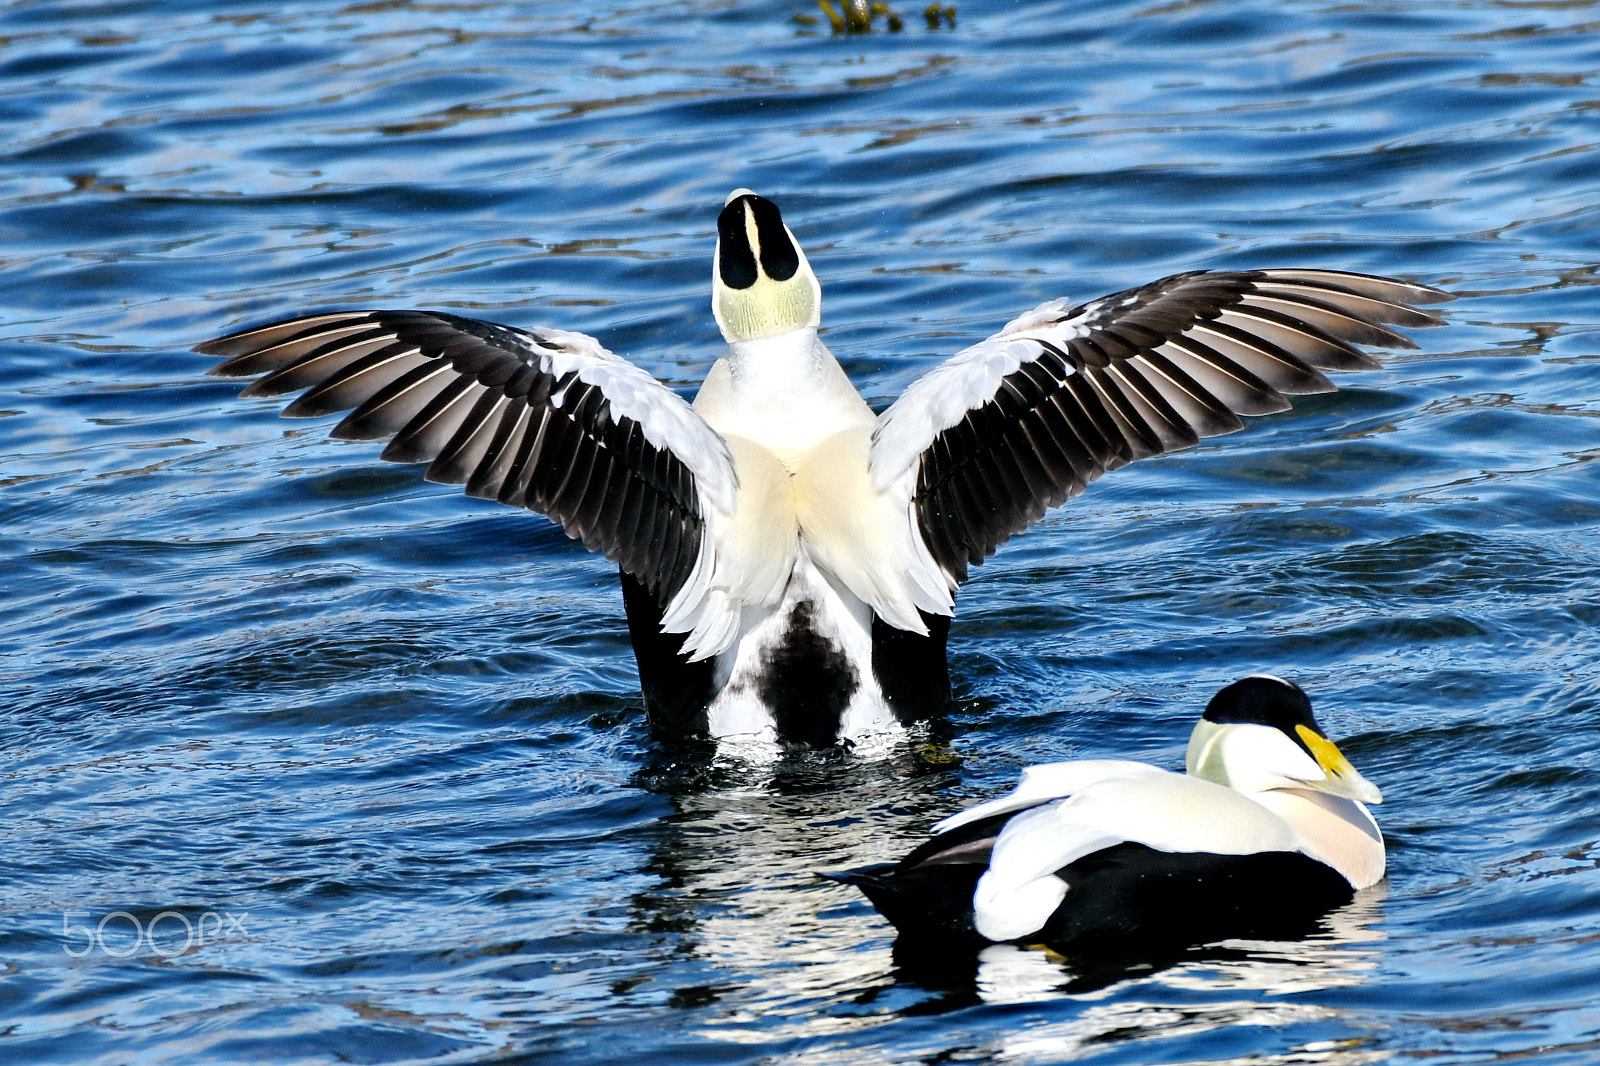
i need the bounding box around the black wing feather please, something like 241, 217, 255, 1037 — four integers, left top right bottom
200, 310, 709, 602
911, 269, 1451, 583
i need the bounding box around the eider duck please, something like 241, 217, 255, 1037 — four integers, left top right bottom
199, 190, 1449, 748
827, 676, 1384, 952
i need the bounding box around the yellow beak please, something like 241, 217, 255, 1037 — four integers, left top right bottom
1296, 725, 1383, 804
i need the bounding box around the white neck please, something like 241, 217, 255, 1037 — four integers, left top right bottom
693, 328, 873, 469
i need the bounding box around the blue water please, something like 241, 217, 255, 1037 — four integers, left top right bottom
4, 0, 1600, 1062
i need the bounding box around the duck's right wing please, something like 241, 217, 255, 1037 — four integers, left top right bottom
200, 310, 738, 636
871, 270, 1453, 591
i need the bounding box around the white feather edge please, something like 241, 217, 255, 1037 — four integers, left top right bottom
869, 307, 1087, 495
532, 326, 738, 514
932, 760, 1160, 835
520, 327, 758, 657
857, 306, 1097, 619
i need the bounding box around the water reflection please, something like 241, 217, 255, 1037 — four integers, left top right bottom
878, 881, 1389, 1000
954, 890, 1389, 1063
989, 994, 1392, 1066
614, 742, 958, 1033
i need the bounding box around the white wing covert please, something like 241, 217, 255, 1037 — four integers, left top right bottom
200, 310, 737, 614
872, 269, 1452, 587
932, 759, 1161, 835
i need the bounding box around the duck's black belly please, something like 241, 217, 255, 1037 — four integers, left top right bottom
1040, 843, 1357, 952
833, 839, 1356, 955
619, 569, 949, 746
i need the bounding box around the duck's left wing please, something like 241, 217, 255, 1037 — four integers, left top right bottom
871, 269, 1452, 588
199, 310, 736, 617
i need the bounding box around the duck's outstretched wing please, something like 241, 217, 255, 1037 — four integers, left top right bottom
871, 269, 1453, 587
199, 310, 736, 613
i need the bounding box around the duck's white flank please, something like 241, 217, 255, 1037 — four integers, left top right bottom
968, 764, 1307, 941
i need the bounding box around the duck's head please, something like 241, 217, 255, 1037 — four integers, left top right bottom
1185, 675, 1383, 804
712, 189, 821, 343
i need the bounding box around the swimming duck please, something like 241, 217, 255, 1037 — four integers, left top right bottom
200, 190, 1449, 748
827, 676, 1384, 951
